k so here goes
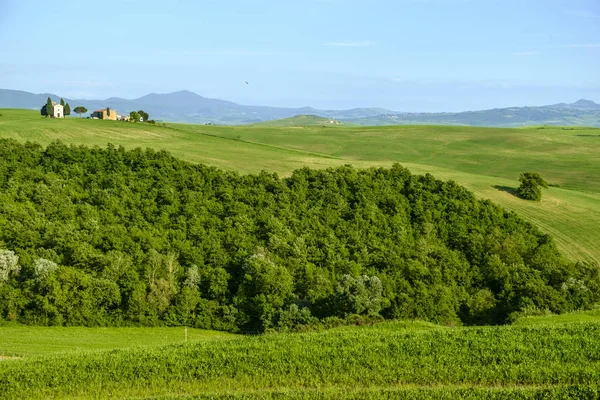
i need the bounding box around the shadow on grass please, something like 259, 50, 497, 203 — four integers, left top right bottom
493, 185, 518, 197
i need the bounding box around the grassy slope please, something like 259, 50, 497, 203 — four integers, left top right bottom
1, 321, 599, 399
512, 308, 600, 325
0, 326, 234, 357
251, 115, 345, 127
1, 109, 599, 263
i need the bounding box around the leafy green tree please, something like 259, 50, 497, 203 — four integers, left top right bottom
516, 172, 548, 201
0, 141, 596, 329
275, 304, 317, 331
184, 264, 201, 289
60, 98, 65, 107
138, 110, 149, 122
73, 106, 87, 118
0, 249, 20, 283
129, 111, 141, 122
234, 248, 294, 331
107, 107, 111, 117
335, 275, 383, 317
64, 103, 71, 116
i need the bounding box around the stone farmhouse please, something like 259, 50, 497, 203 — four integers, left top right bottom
91, 108, 118, 120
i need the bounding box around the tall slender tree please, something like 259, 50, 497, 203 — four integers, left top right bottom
45, 97, 54, 118
64, 103, 71, 117
60, 98, 65, 107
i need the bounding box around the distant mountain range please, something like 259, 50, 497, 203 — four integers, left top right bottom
1, 89, 599, 127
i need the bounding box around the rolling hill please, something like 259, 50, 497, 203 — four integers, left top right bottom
251, 115, 345, 127
1, 88, 599, 127
0, 109, 598, 263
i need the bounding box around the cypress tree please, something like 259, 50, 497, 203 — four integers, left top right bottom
64, 103, 71, 116
60, 98, 65, 107
46, 97, 54, 118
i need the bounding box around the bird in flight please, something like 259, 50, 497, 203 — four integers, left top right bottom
245, 81, 249, 84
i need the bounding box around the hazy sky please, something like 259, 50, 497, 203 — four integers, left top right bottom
0, 0, 598, 111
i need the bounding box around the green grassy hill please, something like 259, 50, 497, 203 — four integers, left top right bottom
1, 109, 599, 263
250, 114, 345, 127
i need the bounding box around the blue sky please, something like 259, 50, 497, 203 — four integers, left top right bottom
0, 0, 598, 111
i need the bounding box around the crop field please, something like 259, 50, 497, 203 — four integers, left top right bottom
0, 321, 599, 399
0, 108, 598, 264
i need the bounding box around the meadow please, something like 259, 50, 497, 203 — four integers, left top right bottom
0, 325, 233, 357
1, 319, 599, 399
1, 109, 598, 263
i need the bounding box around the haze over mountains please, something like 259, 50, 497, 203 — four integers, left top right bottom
1, 89, 599, 127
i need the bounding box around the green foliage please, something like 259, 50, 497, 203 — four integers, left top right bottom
73, 106, 87, 117
137, 109, 149, 122
42, 97, 53, 117
1, 323, 600, 399
0, 249, 20, 283
129, 111, 141, 122
64, 103, 71, 116
516, 172, 549, 201
0, 326, 233, 356
0, 109, 598, 263
59, 98, 65, 107
0, 140, 597, 330
335, 275, 383, 317
106, 107, 111, 117
32, 258, 58, 281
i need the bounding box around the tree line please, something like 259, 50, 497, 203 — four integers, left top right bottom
0, 140, 597, 331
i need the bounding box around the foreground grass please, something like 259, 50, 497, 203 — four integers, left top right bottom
0, 326, 234, 357
1, 109, 599, 262
0, 322, 599, 399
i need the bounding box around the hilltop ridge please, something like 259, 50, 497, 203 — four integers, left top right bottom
1, 88, 599, 127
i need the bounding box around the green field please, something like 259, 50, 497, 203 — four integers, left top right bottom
0, 325, 233, 357
251, 114, 346, 127
1, 108, 599, 264
1, 321, 599, 399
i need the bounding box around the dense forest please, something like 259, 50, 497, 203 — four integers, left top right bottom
0, 139, 597, 331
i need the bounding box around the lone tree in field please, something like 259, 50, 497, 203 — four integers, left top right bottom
73, 106, 88, 118
64, 103, 71, 117
516, 172, 548, 201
